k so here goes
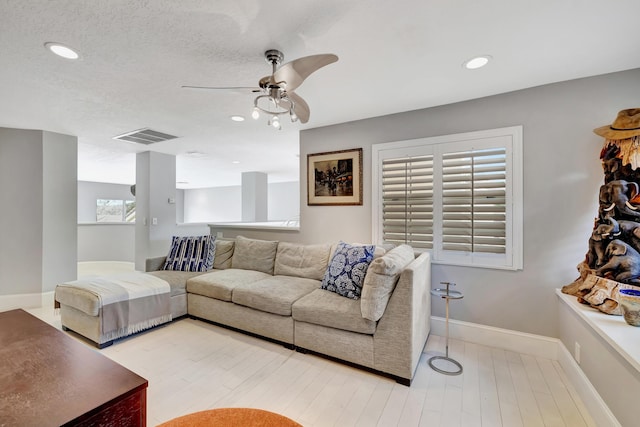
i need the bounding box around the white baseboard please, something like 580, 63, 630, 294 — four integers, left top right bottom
430, 316, 559, 359
429, 315, 618, 426
0, 292, 45, 312
557, 341, 621, 427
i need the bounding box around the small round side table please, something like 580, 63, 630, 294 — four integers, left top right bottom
428, 282, 464, 376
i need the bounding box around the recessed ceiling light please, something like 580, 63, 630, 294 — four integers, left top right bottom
44, 42, 80, 60
232, 160, 240, 164
463, 55, 491, 70
230, 115, 245, 122
184, 151, 207, 158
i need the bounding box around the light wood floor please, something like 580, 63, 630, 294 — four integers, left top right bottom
28, 304, 595, 427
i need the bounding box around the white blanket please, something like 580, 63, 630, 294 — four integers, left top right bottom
56, 272, 172, 342
59, 271, 170, 306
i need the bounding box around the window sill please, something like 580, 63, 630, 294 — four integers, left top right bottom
556, 289, 640, 372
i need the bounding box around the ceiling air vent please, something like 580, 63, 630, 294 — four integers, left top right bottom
113, 128, 178, 145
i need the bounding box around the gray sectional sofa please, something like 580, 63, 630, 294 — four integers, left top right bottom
59, 236, 431, 385
147, 236, 431, 385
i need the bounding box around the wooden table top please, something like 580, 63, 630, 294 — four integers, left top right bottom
0, 309, 148, 426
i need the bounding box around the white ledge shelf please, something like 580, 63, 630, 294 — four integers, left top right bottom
208, 222, 299, 232
77, 222, 135, 226
556, 289, 640, 373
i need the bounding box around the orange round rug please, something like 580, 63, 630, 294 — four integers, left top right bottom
157, 408, 303, 427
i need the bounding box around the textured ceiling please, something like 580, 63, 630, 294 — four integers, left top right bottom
1, 0, 640, 188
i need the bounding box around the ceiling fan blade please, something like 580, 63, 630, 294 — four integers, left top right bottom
288, 92, 310, 124
181, 85, 261, 93
273, 54, 338, 91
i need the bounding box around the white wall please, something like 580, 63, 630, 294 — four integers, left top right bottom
558, 295, 638, 427
185, 186, 242, 223
183, 181, 299, 223
78, 180, 135, 223
269, 181, 300, 221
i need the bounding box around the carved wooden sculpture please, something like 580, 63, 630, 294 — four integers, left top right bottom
563, 109, 640, 314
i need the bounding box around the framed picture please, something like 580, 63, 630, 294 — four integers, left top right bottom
307, 148, 363, 206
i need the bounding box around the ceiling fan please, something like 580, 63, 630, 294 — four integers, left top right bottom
182, 49, 338, 128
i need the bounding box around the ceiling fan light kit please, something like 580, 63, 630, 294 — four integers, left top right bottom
184, 49, 338, 130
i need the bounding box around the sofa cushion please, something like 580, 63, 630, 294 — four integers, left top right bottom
321, 241, 375, 300
232, 276, 319, 316
231, 236, 278, 275
292, 289, 377, 335
214, 239, 234, 270
186, 269, 270, 301
274, 242, 332, 280
361, 244, 415, 321
162, 235, 215, 272
147, 270, 206, 297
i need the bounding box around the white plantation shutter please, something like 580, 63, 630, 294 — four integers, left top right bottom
372, 126, 522, 270
441, 148, 506, 254
381, 155, 434, 249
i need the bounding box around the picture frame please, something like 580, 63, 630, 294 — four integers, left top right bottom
307, 148, 363, 206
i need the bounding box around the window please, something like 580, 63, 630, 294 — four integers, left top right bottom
380, 154, 434, 250
372, 126, 523, 270
96, 199, 136, 223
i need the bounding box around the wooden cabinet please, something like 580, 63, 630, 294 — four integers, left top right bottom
0, 309, 147, 426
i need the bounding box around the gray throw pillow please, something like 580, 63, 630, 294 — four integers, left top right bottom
231, 236, 279, 275
361, 244, 415, 321
213, 239, 235, 270
274, 242, 332, 280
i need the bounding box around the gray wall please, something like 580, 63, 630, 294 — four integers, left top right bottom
231, 68, 640, 338
134, 152, 209, 269
298, 68, 640, 338
136, 151, 178, 270
42, 132, 77, 292
176, 189, 185, 223
0, 128, 44, 295
77, 181, 136, 263
0, 128, 77, 296
78, 224, 135, 262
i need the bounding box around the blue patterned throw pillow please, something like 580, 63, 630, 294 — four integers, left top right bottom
162, 235, 216, 272
321, 242, 375, 299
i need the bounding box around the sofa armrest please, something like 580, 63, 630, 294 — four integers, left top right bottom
145, 256, 167, 272
373, 252, 431, 383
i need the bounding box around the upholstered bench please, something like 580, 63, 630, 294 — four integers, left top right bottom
56, 235, 216, 348
55, 272, 175, 348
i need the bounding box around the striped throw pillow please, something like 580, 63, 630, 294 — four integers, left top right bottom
162, 235, 216, 272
